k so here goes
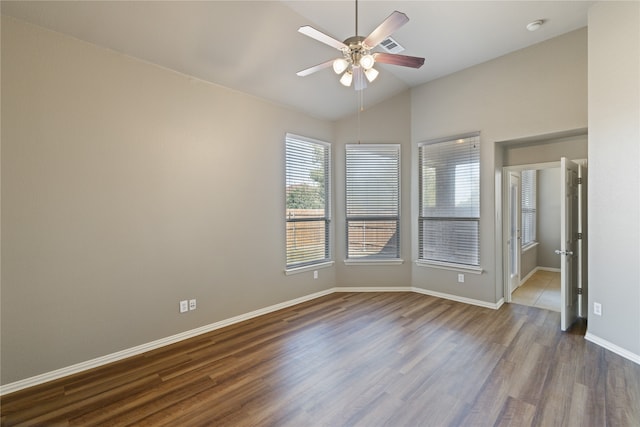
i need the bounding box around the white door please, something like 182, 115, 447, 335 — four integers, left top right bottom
577, 163, 587, 317
558, 157, 579, 331
507, 172, 521, 294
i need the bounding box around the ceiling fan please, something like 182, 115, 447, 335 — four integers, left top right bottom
296, 0, 425, 90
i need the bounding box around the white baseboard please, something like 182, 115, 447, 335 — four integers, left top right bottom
333, 286, 503, 309
585, 332, 640, 366
0, 288, 334, 396
333, 286, 413, 293
519, 266, 561, 287
411, 287, 504, 310
0, 286, 511, 395
537, 266, 561, 273
519, 269, 537, 286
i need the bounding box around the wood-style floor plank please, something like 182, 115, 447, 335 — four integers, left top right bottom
2, 292, 639, 426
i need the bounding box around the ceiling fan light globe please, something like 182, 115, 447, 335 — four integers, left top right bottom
340, 71, 353, 87
359, 54, 375, 70
364, 67, 379, 82
333, 58, 349, 74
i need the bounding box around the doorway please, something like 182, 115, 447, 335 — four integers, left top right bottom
511, 269, 561, 311
503, 162, 561, 309
497, 130, 588, 330
501, 159, 587, 330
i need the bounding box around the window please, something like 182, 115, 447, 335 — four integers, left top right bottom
521, 169, 537, 247
346, 144, 400, 260
418, 133, 480, 267
285, 133, 331, 269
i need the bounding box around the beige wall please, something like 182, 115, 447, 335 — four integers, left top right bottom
410, 28, 587, 303
537, 168, 561, 270
502, 134, 587, 166
1, 16, 335, 384
587, 2, 640, 357
4, 4, 638, 387
333, 91, 413, 287
501, 133, 586, 278
520, 246, 538, 280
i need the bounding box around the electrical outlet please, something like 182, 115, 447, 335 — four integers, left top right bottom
313, 270, 318, 279
458, 274, 465, 283
594, 302, 602, 316
179, 300, 189, 313
189, 299, 196, 311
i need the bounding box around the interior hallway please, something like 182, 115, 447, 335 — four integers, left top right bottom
511, 269, 561, 312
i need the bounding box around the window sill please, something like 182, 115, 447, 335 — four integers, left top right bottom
284, 261, 335, 276
521, 242, 539, 253
415, 260, 483, 274
344, 259, 404, 266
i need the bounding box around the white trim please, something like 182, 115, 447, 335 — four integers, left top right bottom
537, 266, 561, 273
521, 241, 539, 253
0, 287, 509, 395
415, 260, 483, 275
343, 259, 404, 266
285, 132, 331, 149
411, 287, 503, 310
519, 268, 537, 286
334, 286, 413, 293
284, 261, 334, 275
519, 266, 561, 287
585, 332, 640, 366
335, 286, 502, 309
0, 288, 334, 396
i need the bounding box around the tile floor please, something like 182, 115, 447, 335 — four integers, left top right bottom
511, 269, 560, 312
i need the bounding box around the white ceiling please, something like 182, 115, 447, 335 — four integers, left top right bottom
1, 1, 593, 121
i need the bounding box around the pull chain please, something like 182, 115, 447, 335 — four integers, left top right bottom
357, 89, 364, 144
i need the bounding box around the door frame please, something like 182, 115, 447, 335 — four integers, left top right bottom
560, 157, 581, 330
507, 171, 521, 294
501, 161, 559, 303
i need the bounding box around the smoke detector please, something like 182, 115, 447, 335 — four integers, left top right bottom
526, 20, 544, 32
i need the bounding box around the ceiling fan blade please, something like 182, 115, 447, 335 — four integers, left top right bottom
298, 26, 348, 50
374, 52, 425, 69
363, 11, 409, 49
296, 59, 335, 77
353, 67, 367, 91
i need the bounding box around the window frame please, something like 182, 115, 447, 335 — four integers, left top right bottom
285, 133, 332, 272
521, 169, 537, 249
417, 132, 481, 272
345, 143, 402, 263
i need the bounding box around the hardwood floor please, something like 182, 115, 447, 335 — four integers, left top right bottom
2, 292, 639, 426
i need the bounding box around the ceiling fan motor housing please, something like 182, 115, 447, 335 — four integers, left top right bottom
343, 36, 370, 66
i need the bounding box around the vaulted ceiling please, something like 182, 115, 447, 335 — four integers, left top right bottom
1, 1, 593, 121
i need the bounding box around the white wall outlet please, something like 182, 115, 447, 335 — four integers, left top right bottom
458, 274, 465, 283
189, 299, 196, 311
179, 300, 189, 313
594, 302, 602, 316
313, 270, 318, 279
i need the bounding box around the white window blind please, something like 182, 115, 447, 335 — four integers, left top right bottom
285, 133, 331, 269
346, 144, 400, 260
418, 133, 480, 266
521, 169, 537, 247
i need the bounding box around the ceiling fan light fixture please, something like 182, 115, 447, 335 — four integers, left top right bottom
364, 67, 379, 82
340, 70, 353, 87
359, 54, 375, 70
333, 58, 349, 74
296, 3, 424, 91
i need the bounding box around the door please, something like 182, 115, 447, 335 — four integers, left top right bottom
558, 157, 579, 331
507, 172, 521, 294
577, 162, 587, 317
